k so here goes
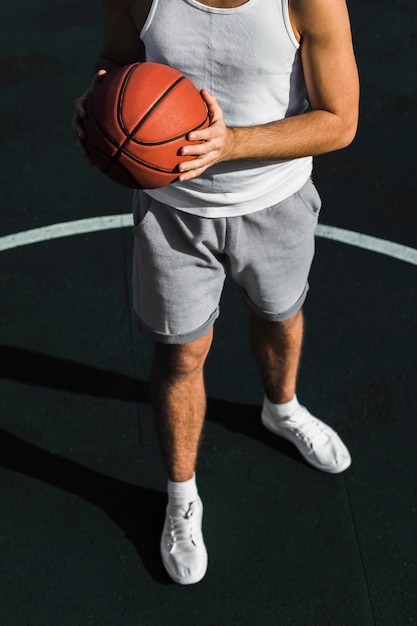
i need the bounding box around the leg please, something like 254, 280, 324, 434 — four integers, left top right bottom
251, 308, 351, 473
131, 198, 224, 583
250, 308, 304, 404
152, 330, 212, 585
150, 328, 213, 483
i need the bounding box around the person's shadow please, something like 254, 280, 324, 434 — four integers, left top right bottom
0, 344, 302, 582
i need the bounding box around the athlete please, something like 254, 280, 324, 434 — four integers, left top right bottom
72, 0, 359, 585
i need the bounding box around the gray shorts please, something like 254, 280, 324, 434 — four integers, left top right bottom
132, 177, 321, 344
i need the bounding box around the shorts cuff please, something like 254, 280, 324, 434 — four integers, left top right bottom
132, 308, 219, 344
242, 283, 309, 322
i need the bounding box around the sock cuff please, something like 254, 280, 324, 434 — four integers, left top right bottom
266, 394, 300, 419
167, 473, 198, 505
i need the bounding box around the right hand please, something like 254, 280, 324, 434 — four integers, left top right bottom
71, 69, 107, 162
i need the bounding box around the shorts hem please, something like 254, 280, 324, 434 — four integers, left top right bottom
242, 283, 309, 322
132, 308, 219, 344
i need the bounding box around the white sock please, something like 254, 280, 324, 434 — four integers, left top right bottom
167, 473, 198, 509
267, 394, 300, 420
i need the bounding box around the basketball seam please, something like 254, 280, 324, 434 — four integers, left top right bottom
111, 71, 187, 172
111, 114, 210, 182
87, 63, 209, 185
128, 113, 209, 147
111, 159, 143, 187
85, 144, 139, 186
117, 62, 142, 138
116, 151, 179, 174
85, 70, 129, 153
85, 111, 120, 153
112, 111, 209, 179
85, 63, 154, 158
118, 70, 186, 138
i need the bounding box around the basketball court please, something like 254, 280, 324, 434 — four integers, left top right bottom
1, 1, 416, 624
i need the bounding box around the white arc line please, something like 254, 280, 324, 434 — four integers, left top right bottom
316, 224, 417, 266
0, 215, 133, 252
0, 215, 416, 266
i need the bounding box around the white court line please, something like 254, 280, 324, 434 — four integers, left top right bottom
0, 216, 416, 266
0, 215, 133, 252
316, 224, 417, 266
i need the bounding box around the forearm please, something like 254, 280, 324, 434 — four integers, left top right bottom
228, 109, 358, 162
179, 90, 358, 182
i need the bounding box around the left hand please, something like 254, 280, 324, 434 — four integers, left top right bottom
178, 90, 234, 182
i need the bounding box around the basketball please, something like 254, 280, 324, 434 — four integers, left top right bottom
82, 62, 209, 189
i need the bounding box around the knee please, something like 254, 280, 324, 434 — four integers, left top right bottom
275, 308, 304, 331
152, 330, 213, 378
251, 308, 303, 335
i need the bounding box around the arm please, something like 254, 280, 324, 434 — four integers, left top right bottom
178, 0, 359, 181
72, 0, 146, 157
97, 0, 146, 70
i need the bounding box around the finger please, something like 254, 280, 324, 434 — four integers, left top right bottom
75, 137, 90, 161
178, 153, 213, 174
200, 89, 223, 120
75, 126, 86, 140
74, 104, 86, 120
178, 164, 208, 182
77, 139, 94, 165
73, 93, 89, 118
186, 127, 213, 143
94, 69, 107, 85
187, 119, 222, 143
180, 141, 211, 157
200, 89, 218, 106
71, 111, 85, 136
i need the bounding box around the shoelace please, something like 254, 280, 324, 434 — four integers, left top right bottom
167, 501, 199, 546
284, 408, 329, 449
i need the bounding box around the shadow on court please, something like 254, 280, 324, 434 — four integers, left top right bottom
0, 426, 169, 584
0, 343, 304, 465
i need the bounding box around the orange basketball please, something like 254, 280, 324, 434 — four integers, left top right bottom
82, 62, 209, 189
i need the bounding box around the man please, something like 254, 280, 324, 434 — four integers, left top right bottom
73, 0, 359, 585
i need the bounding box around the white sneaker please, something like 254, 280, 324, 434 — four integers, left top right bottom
261, 398, 351, 474
160, 497, 208, 585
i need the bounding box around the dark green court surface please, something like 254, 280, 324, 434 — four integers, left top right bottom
1, 1, 416, 624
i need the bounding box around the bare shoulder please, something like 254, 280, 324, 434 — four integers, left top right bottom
101, 0, 154, 65
129, 0, 154, 29
104, 0, 153, 29
289, 0, 353, 40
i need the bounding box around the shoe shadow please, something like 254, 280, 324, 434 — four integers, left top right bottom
0, 345, 304, 581
206, 396, 304, 466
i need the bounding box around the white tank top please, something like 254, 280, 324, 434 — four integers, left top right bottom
141, 0, 312, 217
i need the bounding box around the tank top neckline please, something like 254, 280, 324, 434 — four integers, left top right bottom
184, 0, 261, 14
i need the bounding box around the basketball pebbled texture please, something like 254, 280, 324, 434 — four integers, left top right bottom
83, 62, 210, 189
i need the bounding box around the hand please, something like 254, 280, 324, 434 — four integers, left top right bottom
178, 90, 234, 182
71, 69, 107, 162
